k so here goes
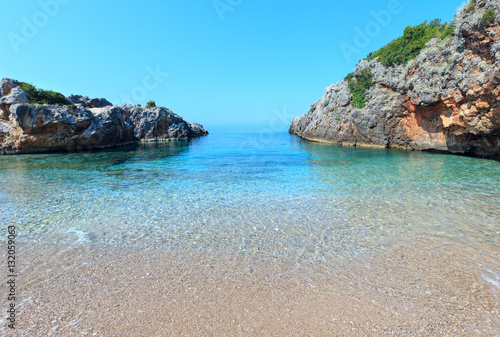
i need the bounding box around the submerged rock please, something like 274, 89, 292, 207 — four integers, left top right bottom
0, 79, 208, 154
289, 0, 500, 159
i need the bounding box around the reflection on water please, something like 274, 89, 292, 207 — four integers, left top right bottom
0, 128, 499, 264
302, 141, 500, 249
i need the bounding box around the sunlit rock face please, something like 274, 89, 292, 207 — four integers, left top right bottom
290, 0, 500, 159
0, 79, 208, 155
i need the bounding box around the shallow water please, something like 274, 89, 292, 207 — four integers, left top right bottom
1, 127, 499, 264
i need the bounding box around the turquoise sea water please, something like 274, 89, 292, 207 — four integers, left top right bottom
1, 127, 499, 263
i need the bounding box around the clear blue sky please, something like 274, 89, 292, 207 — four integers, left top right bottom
1, 0, 463, 128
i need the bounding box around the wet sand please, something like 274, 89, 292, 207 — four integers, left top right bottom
2, 241, 499, 336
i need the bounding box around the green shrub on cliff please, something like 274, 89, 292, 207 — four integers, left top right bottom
323, 99, 330, 107
481, 9, 496, 24
365, 19, 454, 67
146, 100, 157, 108
465, 0, 477, 13
19, 82, 70, 105
441, 22, 455, 39
345, 68, 374, 109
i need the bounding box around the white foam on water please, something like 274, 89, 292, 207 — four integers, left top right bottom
480, 268, 500, 305
22, 297, 33, 302
481, 269, 500, 289
66, 229, 89, 246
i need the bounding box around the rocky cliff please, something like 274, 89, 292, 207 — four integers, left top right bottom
290, 0, 500, 159
0, 79, 208, 154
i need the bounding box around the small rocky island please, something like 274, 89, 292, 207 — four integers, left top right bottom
290, 0, 499, 159
0, 78, 208, 154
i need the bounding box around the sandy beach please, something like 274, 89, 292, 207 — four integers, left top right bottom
2, 0, 500, 336
2, 240, 498, 336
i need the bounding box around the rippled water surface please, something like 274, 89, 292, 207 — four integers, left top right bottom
1, 127, 499, 263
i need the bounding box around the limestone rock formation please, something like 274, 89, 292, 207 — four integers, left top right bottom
290, 0, 500, 159
0, 79, 208, 155
67, 95, 113, 109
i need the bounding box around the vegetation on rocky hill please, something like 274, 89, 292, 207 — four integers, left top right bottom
481, 9, 497, 24
19, 82, 70, 105
465, 0, 477, 13
365, 19, 455, 67
344, 68, 374, 109
290, 0, 500, 159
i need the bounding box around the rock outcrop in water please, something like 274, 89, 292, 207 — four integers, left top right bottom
289, 0, 500, 159
0, 79, 208, 154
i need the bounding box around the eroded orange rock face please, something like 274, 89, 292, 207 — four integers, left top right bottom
290, 0, 500, 159
395, 5, 500, 158
399, 77, 499, 154
398, 100, 449, 151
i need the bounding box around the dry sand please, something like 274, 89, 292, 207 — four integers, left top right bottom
1, 241, 499, 336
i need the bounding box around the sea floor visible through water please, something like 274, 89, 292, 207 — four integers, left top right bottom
0, 127, 499, 335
